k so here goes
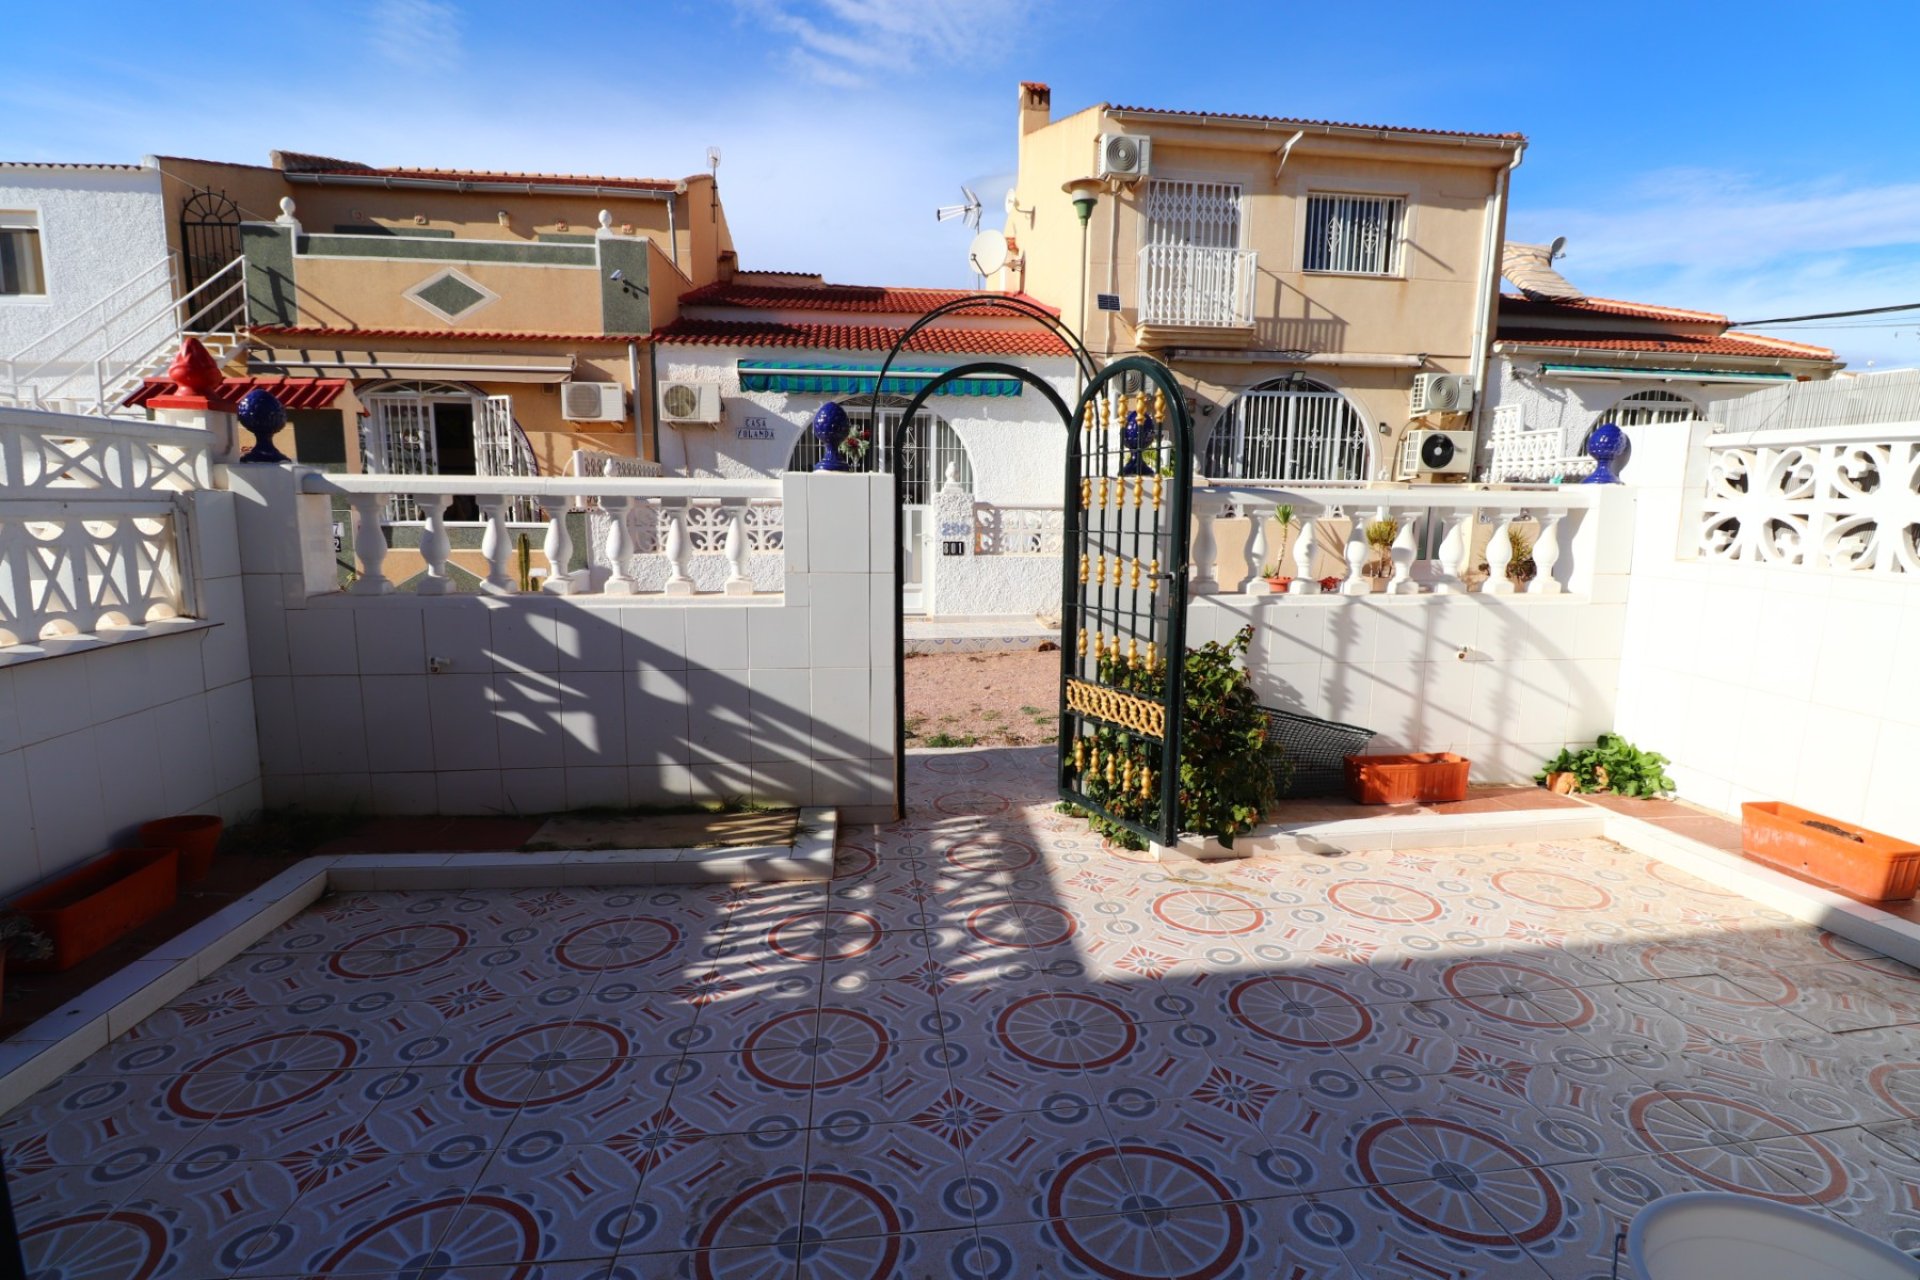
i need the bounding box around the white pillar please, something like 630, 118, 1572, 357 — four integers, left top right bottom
1430, 507, 1469, 595
1289, 515, 1317, 593
1242, 503, 1270, 595
723, 500, 753, 596
1485, 513, 1517, 595
1189, 496, 1220, 595
542, 507, 573, 595
1389, 508, 1421, 595
1529, 512, 1565, 594
602, 496, 635, 595
477, 496, 515, 594
414, 493, 451, 595
662, 498, 694, 597
347, 493, 392, 596
1340, 511, 1371, 595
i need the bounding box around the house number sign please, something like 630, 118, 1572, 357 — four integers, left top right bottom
736, 416, 776, 440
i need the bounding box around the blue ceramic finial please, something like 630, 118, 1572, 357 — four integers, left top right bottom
811, 402, 851, 471
1582, 421, 1624, 484
236, 389, 290, 464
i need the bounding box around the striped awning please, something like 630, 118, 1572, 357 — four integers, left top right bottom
736, 360, 1022, 397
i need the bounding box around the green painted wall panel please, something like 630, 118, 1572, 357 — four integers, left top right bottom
597, 237, 650, 335
297, 235, 593, 266
240, 222, 298, 328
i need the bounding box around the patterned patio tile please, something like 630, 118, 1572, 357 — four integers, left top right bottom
1314, 1180, 1549, 1278
627, 1130, 811, 1254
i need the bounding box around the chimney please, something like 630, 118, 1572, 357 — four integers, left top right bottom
717, 249, 738, 284
1019, 82, 1052, 136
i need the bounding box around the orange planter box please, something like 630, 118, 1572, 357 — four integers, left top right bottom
11, 848, 179, 972
1344, 753, 1471, 806
1741, 802, 1920, 901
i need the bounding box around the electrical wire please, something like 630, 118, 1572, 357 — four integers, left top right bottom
1731, 301, 1920, 326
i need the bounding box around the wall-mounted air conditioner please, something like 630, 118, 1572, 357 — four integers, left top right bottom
658, 381, 722, 427
560, 381, 626, 423
1410, 373, 1475, 415
1399, 429, 1476, 478
1097, 133, 1152, 180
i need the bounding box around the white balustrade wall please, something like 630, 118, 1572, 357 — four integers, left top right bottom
1617, 414, 1920, 838
1183, 481, 1637, 782
0, 407, 259, 897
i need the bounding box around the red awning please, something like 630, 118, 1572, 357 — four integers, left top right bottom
124, 375, 348, 410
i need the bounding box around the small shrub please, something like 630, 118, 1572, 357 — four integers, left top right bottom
1536, 733, 1675, 797
0, 915, 52, 963
1065, 626, 1276, 850
924, 731, 978, 748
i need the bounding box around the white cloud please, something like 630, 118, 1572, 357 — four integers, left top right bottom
366, 0, 465, 71
735, 0, 1037, 86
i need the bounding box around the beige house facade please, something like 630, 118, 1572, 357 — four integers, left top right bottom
997, 83, 1526, 483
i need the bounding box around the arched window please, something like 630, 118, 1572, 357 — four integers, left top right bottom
786, 399, 974, 504
1203, 377, 1371, 481
1596, 388, 1699, 429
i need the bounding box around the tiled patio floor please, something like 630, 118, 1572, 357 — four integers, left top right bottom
13, 746, 1920, 1279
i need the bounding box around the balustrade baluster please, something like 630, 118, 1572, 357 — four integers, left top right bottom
542, 506, 573, 595
477, 496, 515, 594
601, 496, 635, 595
1242, 503, 1269, 594
723, 500, 753, 596
1189, 498, 1220, 595
1529, 513, 1565, 594
1288, 515, 1316, 593
1341, 510, 1371, 595
1389, 508, 1421, 594
413, 494, 451, 595
1430, 507, 1470, 595
1485, 513, 1517, 594
348, 493, 393, 595
662, 498, 694, 596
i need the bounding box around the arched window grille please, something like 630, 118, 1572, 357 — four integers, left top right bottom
1203, 377, 1371, 481
1596, 388, 1700, 429
785, 399, 974, 504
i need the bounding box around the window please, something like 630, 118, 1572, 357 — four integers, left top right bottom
0, 211, 46, 295
1597, 388, 1699, 429
785, 400, 973, 504
1303, 193, 1405, 275
1204, 378, 1372, 482
1144, 179, 1242, 250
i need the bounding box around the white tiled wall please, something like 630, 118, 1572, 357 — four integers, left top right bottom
0, 489, 262, 898
1615, 423, 1920, 836
1192, 590, 1627, 784
241, 472, 899, 822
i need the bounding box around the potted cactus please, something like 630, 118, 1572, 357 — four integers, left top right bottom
0, 915, 53, 1005
1505, 527, 1537, 586
1363, 517, 1399, 583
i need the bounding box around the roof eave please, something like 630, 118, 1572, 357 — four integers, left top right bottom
1102, 107, 1525, 151
283, 172, 686, 200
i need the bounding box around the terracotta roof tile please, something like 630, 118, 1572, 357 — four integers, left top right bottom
124, 375, 347, 410
1497, 330, 1836, 360
680, 281, 1058, 316
252, 325, 647, 343
280, 158, 687, 191
1500, 294, 1728, 324
1105, 104, 1524, 142
652, 318, 1071, 356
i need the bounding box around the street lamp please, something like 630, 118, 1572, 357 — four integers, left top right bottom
1062, 177, 1104, 361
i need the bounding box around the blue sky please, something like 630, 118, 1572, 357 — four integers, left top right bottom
7, 0, 1919, 365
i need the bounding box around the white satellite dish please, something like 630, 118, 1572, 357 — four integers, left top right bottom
968, 230, 1009, 277
1548, 235, 1567, 262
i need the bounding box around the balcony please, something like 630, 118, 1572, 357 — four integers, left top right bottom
1134, 244, 1257, 349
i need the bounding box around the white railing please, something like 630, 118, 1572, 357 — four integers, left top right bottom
1189, 482, 1600, 598
569, 448, 666, 481
302, 473, 784, 598
0, 406, 213, 494
0, 410, 206, 647
1484, 404, 1596, 483
1708, 371, 1920, 436
2, 256, 248, 417
1699, 423, 1920, 579
976, 504, 1063, 555
1137, 245, 1257, 328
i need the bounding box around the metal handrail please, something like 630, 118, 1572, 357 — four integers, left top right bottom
1, 253, 177, 368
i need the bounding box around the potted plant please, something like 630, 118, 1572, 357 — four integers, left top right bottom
1741, 803, 1920, 901
0, 915, 53, 1004
1506, 527, 1537, 586
1317, 574, 1343, 593
1363, 517, 1399, 584
1534, 735, 1674, 797
139, 814, 224, 884
10, 847, 180, 972
1345, 753, 1471, 805
1262, 564, 1292, 592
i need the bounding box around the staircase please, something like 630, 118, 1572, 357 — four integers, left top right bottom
0, 253, 249, 418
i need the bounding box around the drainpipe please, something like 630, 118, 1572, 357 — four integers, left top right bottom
1468, 143, 1525, 463
666, 189, 680, 273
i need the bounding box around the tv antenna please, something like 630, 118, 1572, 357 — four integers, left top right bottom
706, 146, 722, 178
935, 186, 982, 231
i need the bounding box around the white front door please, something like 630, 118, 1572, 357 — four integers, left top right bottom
901, 506, 928, 614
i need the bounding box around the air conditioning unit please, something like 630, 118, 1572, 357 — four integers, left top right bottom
560, 381, 626, 423
657, 380, 722, 427
1096, 133, 1152, 180
1410, 373, 1475, 415
1400, 429, 1476, 478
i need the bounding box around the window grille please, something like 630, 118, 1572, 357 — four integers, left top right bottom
1204, 380, 1371, 482
1143, 180, 1243, 250
785, 403, 973, 504
1598, 388, 1699, 428
1304, 194, 1405, 275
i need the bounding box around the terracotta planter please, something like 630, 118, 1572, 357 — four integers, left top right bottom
1741, 802, 1920, 901
139, 814, 223, 884
1545, 771, 1579, 795
1265, 577, 1292, 593
11, 848, 179, 972
1345, 753, 1471, 806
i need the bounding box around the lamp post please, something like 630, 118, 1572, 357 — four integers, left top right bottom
1062, 177, 1103, 381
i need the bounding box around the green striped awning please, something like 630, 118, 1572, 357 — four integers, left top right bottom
737, 360, 1021, 397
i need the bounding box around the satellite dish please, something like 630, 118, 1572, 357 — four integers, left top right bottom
1548, 235, 1567, 262
969, 230, 1009, 277
935, 185, 982, 231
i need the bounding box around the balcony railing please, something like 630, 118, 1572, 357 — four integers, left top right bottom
1137, 245, 1257, 328
301, 473, 783, 598
1188, 482, 1604, 598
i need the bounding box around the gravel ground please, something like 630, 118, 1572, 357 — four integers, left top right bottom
904, 650, 1060, 746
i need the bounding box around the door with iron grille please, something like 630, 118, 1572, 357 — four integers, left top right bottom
179, 189, 241, 300
1059, 357, 1193, 848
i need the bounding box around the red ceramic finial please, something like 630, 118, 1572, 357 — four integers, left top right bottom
168, 337, 223, 396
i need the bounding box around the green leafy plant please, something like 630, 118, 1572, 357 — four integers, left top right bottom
1065, 625, 1277, 850
1365, 518, 1399, 548
1506, 527, 1537, 583
0, 915, 52, 964
1536, 733, 1675, 797
924, 731, 978, 748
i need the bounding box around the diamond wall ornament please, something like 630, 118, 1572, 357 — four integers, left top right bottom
404, 269, 498, 322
